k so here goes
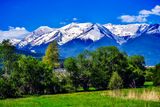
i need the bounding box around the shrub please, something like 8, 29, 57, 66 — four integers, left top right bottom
108, 72, 123, 90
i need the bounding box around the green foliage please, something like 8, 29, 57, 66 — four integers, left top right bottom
153, 63, 160, 86
0, 39, 17, 75
108, 72, 123, 90
145, 67, 154, 81
43, 40, 59, 68
128, 55, 145, 71
12, 55, 53, 95
0, 52, 61, 98
64, 57, 79, 90
127, 55, 145, 87
0, 41, 150, 99
91, 46, 127, 89
64, 50, 92, 91
76, 51, 92, 91
0, 77, 21, 98
64, 46, 146, 90
52, 72, 74, 93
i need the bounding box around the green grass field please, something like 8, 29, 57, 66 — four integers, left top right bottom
0, 87, 160, 107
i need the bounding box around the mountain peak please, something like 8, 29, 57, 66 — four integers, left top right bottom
60, 22, 93, 30
34, 26, 54, 34
17, 23, 160, 48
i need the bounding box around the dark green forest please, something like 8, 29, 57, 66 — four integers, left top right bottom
0, 40, 160, 99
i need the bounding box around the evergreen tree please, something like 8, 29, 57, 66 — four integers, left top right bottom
43, 40, 59, 68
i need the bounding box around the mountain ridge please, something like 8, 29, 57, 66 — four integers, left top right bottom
11, 22, 160, 65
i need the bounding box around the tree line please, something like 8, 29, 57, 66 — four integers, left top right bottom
0, 40, 159, 98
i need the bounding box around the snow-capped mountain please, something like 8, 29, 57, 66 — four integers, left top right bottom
17, 23, 115, 48
18, 23, 159, 48
18, 26, 55, 47
15, 23, 160, 65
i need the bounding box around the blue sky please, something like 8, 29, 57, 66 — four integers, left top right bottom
0, 0, 160, 31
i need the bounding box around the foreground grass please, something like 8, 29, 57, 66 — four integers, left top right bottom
0, 87, 160, 107
107, 87, 160, 102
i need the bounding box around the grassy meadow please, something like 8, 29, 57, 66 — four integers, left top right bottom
0, 41, 160, 107
0, 86, 159, 107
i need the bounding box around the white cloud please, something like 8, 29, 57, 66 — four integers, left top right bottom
119, 15, 147, 23
140, 5, 160, 16
60, 17, 78, 25
72, 17, 78, 21
152, 5, 160, 15
119, 5, 160, 23
60, 22, 67, 25
139, 10, 152, 16
0, 27, 30, 42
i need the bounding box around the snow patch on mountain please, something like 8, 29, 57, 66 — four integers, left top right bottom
104, 23, 148, 36
145, 24, 160, 34
58, 23, 93, 45
77, 24, 113, 41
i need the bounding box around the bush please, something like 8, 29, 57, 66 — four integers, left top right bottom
51, 72, 74, 93
108, 72, 123, 90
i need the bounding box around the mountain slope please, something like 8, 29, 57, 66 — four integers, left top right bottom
121, 33, 160, 65
15, 23, 160, 65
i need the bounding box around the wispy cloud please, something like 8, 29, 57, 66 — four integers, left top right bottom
119, 15, 147, 23
60, 17, 79, 25
60, 22, 67, 25
139, 5, 160, 16
0, 27, 30, 42
72, 17, 78, 21
119, 5, 160, 23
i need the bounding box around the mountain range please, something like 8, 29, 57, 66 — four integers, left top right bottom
12, 23, 160, 65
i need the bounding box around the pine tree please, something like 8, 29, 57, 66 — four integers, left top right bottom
42, 40, 59, 68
